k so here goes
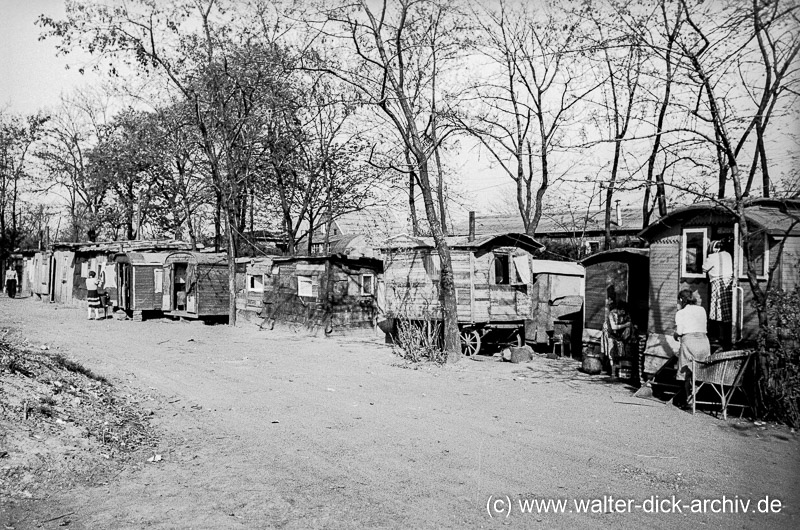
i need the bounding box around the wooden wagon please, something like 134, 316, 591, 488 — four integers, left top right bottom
381, 232, 554, 355
580, 248, 649, 343
162, 251, 233, 319
114, 252, 173, 320
638, 198, 800, 378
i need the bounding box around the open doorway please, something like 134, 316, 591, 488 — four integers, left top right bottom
173, 263, 188, 311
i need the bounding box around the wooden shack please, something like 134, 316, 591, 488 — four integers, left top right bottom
46, 240, 190, 309
235, 256, 274, 322
162, 251, 233, 319
257, 255, 383, 333
114, 252, 173, 320
638, 198, 800, 377
381, 233, 551, 355
580, 248, 649, 344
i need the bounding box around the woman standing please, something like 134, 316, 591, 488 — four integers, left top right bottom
5, 266, 18, 298
674, 289, 711, 387
602, 298, 634, 380
86, 270, 104, 320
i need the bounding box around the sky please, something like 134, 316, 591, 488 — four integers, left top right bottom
0, 0, 515, 218
1, 1, 795, 227
0, 0, 100, 115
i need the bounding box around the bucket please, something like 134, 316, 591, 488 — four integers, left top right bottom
581, 343, 602, 375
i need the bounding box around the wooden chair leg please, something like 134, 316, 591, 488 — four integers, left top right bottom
691, 361, 696, 415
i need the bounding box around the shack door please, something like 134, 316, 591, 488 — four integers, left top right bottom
162, 264, 173, 310
48, 256, 57, 302
117, 263, 131, 310
489, 253, 520, 319
185, 263, 197, 314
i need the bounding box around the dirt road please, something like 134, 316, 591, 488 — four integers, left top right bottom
2, 297, 798, 529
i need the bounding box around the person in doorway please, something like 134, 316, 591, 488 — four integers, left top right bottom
703, 240, 733, 349
86, 270, 104, 320
673, 289, 711, 405
5, 266, 18, 298
602, 298, 634, 381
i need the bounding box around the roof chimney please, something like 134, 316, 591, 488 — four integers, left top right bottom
468, 211, 475, 242
615, 200, 621, 226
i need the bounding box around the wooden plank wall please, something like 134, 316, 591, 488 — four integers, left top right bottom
262, 261, 378, 330
648, 237, 680, 334
384, 251, 442, 319
384, 246, 539, 324
197, 266, 230, 316
133, 265, 161, 311
777, 235, 800, 291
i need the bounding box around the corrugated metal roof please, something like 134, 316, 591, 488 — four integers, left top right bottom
579, 248, 650, 266
53, 239, 191, 253
163, 251, 228, 266
381, 232, 543, 254
639, 199, 800, 240
125, 252, 172, 266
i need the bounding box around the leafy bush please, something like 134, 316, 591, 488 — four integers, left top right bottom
760, 287, 800, 427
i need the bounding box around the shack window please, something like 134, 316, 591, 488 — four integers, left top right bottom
297, 275, 313, 297
681, 228, 707, 278
153, 269, 163, 293
361, 274, 375, 296
738, 232, 769, 280
248, 274, 264, 292
494, 254, 510, 285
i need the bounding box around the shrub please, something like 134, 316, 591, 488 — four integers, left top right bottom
760, 287, 800, 428
392, 310, 448, 364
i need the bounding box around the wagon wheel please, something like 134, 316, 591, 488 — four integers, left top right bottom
460, 329, 482, 357
497, 328, 524, 349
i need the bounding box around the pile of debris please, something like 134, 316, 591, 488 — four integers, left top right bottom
0, 330, 159, 501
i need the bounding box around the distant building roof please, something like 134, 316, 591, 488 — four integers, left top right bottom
331, 208, 408, 240
450, 207, 645, 238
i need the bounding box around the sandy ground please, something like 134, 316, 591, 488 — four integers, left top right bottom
1, 295, 799, 529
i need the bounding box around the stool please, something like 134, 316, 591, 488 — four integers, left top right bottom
552, 333, 568, 357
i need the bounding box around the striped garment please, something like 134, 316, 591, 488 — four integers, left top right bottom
87, 288, 103, 309
709, 277, 733, 322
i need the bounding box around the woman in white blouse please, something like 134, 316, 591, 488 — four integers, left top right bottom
674, 289, 711, 383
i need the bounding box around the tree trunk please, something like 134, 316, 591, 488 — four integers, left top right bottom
225, 208, 237, 326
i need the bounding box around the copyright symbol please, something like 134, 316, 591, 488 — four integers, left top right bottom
486, 495, 512, 518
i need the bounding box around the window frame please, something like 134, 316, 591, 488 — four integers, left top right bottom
493, 253, 512, 285
247, 273, 264, 293
361, 273, 375, 296
681, 228, 708, 279
738, 233, 770, 280
297, 275, 313, 297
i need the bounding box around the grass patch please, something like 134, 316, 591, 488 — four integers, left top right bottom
51, 354, 108, 384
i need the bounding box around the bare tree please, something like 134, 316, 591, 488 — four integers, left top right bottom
318, 0, 465, 360
461, 0, 599, 235
39, 0, 311, 325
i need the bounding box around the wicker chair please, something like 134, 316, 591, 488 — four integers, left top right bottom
690, 349, 754, 419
